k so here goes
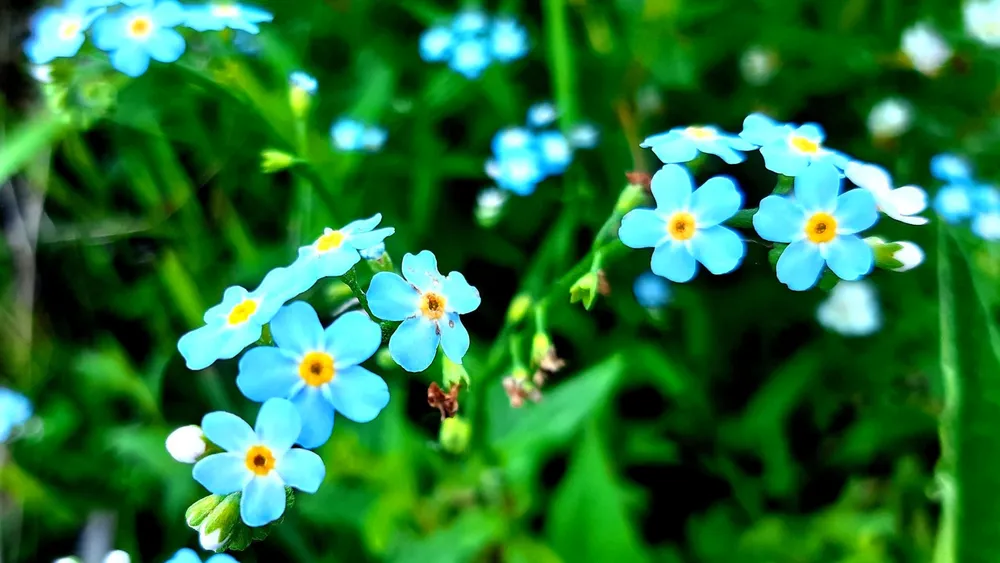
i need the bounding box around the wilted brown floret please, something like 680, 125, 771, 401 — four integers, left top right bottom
428, 382, 461, 420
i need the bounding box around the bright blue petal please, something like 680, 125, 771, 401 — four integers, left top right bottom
202, 411, 255, 452
341, 213, 381, 235
203, 285, 249, 323
270, 301, 324, 355
388, 316, 440, 372
146, 27, 185, 62
691, 226, 745, 275
240, 5, 273, 23
934, 184, 973, 223
151, 0, 186, 26
794, 161, 841, 212
192, 453, 250, 495
492, 127, 534, 154
290, 387, 334, 449
740, 113, 788, 146
442, 272, 480, 314
537, 132, 573, 175
401, 250, 443, 291
449, 38, 489, 79
931, 153, 972, 183
0, 389, 31, 427
252, 265, 306, 320
633, 271, 671, 308
328, 365, 390, 423
350, 227, 394, 250
753, 195, 805, 243
619, 208, 667, 249
110, 45, 151, 77
527, 102, 558, 127
690, 176, 742, 227
236, 347, 300, 402
91, 12, 126, 51
206, 555, 239, 563
722, 132, 757, 151
491, 19, 527, 61
833, 189, 879, 234
420, 26, 453, 61
824, 235, 873, 281
331, 118, 365, 151
276, 448, 325, 493
367, 272, 420, 321
325, 311, 381, 367
759, 143, 809, 176
650, 241, 697, 283
178, 323, 262, 371
240, 475, 286, 527
254, 398, 301, 454
776, 239, 825, 291
794, 123, 825, 142
648, 135, 698, 164
650, 164, 694, 213
306, 247, 362, 279
439, 314, 470, 364
491, 149, 543, 194
698, 138, 746, 164
973, 212, 1000, 240
166, 548, 201, 563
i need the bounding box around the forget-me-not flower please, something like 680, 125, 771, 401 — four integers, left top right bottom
934, 184, 974, 223
641, 125, 756, 165
0, 388, 32, 443
92, 1, 187, 77
183, 3, 273, 34
753, 162, 879, 291
331, 118, 387, 152
901, 23, 952, 76
633, 271, 671, 309
236, 302, 389, 448
740, 113, 849, 176
930, 153, 973, 184
491, 18, 528, 62
817, 281, 881, 337
167, 548, 238, 563
449, 38, 490, 79
536, 131, 573, 175
289, 71, 317, 95
619, 164, 747, 283
844, 162, 929, 225
486, 148, 544, 196
567, 123, 600, 149
290, 213, 394, 287
192, 398, 325, 527
178, 266, 307, 371
419, 10, 527, 79
368, 251, 481, 372
24, 0, 105, 64
527, 102, 558, 128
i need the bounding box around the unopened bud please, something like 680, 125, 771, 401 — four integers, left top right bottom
475, 188, 509, 228
614, 183, 648, 215
505, 294, 532, 324
868, 237, 924, 272
530, 332, 552, 367
261, 149, 296, 173
166, 425, 207, 464
288, 72, 317, 119
442, 357, 471, 389
439, 416, 472, 454
189, 492, 241, 552
199, 522, 231, 551
569, 272, 599, 310
889, 241, 924, 272
361, 243, 394, 273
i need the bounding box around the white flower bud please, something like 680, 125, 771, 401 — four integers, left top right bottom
739, 46, 778, 85
817, 281, 881, 337
867, 98, 912, 139
166, 425, 206, 464
890, 241, 924, 272
199, 523, 231, 551
901, 23, 952, 76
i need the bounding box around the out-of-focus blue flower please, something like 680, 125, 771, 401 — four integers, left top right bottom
360, 126, 388, 152
448, 38, 490, 79
641, 125, 755, 165
0, 388, 32, 443
491, 127, 534, 154
291, 213, 394, 286
289, 71, 317, 95
183, 3, 273, 34
192, 399, 325, 527
633, 271, 671, 309
619, 165, 746, 283
973, 185, 1000, 212
753, 162, 879, 291
486, 148, 544, 196
844, 161, 929, 225
567, 123, 600, 149
232, 30, 260, 54
331, 118, 387, 152
930, 153, 973, 184
739, 113, 850, 176
973, 210, 1000, 240
237, 303, 389, 449
420, 11, 527, 78
527, 102, 558, 128
490, 18, 528, 62
452, 10, 489, 34
177, 266, 307, 371
933, 184, 973, 223
167, 548, 238, 563
536, 131, 572, 175
24, 1, 105, 64
367, 251, 480, 372
92, 1, 187, 77
420, 26, 453, 62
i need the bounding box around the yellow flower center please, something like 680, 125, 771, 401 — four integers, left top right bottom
58, 18, 82, 40
127, 16, 153, 38
227, 299, 258, 325
298, 351, 335, 386
805, 212, 837, 243
789, 135, 820, 154
684, 126, 716, 140
244, 445, 276, 476
315, 230, 346, 253
667, 211, 696, 241
211, 4, 241, 17
420, 291, 447, 321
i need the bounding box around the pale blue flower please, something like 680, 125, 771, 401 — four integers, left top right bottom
753, 162, 879, 291
452, 10, 489, 34
0, 388, 32, 443
167, 548, 238, 563
24, 0, 105, 64
360, 126, 388, 152
486, 148, 544, 196
739, 113, 850, 176
290, 213, 394, 287
567, 123, 600, 149
933, 184, 973, 223
527, 102, 558, 128
536, 131, 573, 175
642, 125, 755, 165
633, 271, 671, 308
420, 26, 453, 62
490, 18, 528, 62
183, 2, 273, 34
177, 266, 308, 371
930, 153, 973, 184
491, 127, 535, 154
619, 164, 746, 283
289, 71, 317, 95
367, 251, 480, 372
449, 38, 490, 79
192, 399, 325, 527
92, 1, 187, 77
331, 118, 386, 152
237, 303, 389, 449
972, 210, 1000, 240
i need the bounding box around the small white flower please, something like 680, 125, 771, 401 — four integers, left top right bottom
527, 102, 558, 127
199, 523, 230, 551
739, 46, 779, 85
567, 123, 599, 149
817, 281, 881, 337
102, 551, 130, 563
964, 0, 1000, 47
890, 241, 925, 271
845, 162, 929, 225
901, 23, 952, 76
31, 65, 53, 84
165, 425, 205, 464
867, 98, 913, 139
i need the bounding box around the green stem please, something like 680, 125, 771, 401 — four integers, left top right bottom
544, 0, 577, 127
341, 267, 398, 343
725, 208, 757, 229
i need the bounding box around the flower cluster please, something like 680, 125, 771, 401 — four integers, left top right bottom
931, 154, 1000, 240
419, 10, 528, 79
331, 117, 388, 153
24, 1, 273, 77
485, 102, 598, 196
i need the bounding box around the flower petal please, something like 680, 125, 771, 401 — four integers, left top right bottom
740, 113, 788, 146
844, 161, 892, 194
328, 365, 390, 423
325, 311, 381, 367
753, 195, 806, 243
201, 411, 255, 452
401, 250, 443, 291
442, 272, 480, 314
794, 161, 842, 212
691, 226, 745, 275
270, 301, 324, 355
388, 316, 440, 372
151, 0, 186, 26
618, 208, 667, 249
367, 272, 420, 321
824, 235, 874, 281
650, 164, 694, 212
236, 347, 300, 402
276, 449, 325, 493
833, 188, 879, 234
341, 213, 382, 235
649, 135, 699, 164
698, 139, 746, 164
776, 239, 825, 291
290, 387, 334, 449
349, 227, 394, 250
192, 453, 250, 495
439, 314, 471, 364
240, 474, 287, 527
690, 176, 742, 227
760, 143, 809, 176
889, 185, 929, 216
254, 398, 301, 455
147, 28, 185, 62
110, 45, 151, 77
650, 241, 698, 283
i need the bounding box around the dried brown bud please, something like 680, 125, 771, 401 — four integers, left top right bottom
596, 269, 611, 296
538, 347, 566, 376
625, 171, 652, 192
428, 382, 461, 421
532, 370, 547, 388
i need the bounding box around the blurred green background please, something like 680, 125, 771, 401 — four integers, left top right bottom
2, 0, 1000, 561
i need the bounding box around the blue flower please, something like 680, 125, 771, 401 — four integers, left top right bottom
183, 3, 273, 34
0, 388, 32, 443
289, 71, 317, 95
420, 26, 454, 62
448, 37, 490, 79
360, 242, 386, 261
92, 1, 187, 77
753, 162, 879, 291
491, 127, 535, 154
192, 398, 325, 527
619, 165, 746, 282
331, 118, 386, 152
933, 184, 973, 223
177, 266, 307, 371
527, 102, 558, 128
486, 148, 544, 196
973, 210, 1000, 240
290, 214, 394, 287
930, 153, 973, 184
24, 1, 105, 64
536, 131, 573, 175
633, 271, 671, 309
236, 303, 388, 449
641, 125, 756, 165
567, 123, 600, 149
360, 126, 388, 152
739, 113, 849, 176
367, 251, 480, 372
490, 18, 528, 62
167, 548, 238, 563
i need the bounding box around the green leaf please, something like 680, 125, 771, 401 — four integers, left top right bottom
388, 509, 504, 563
547, 423, 649, 563
503, 537, 564, 563
0, 112, 69, 185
